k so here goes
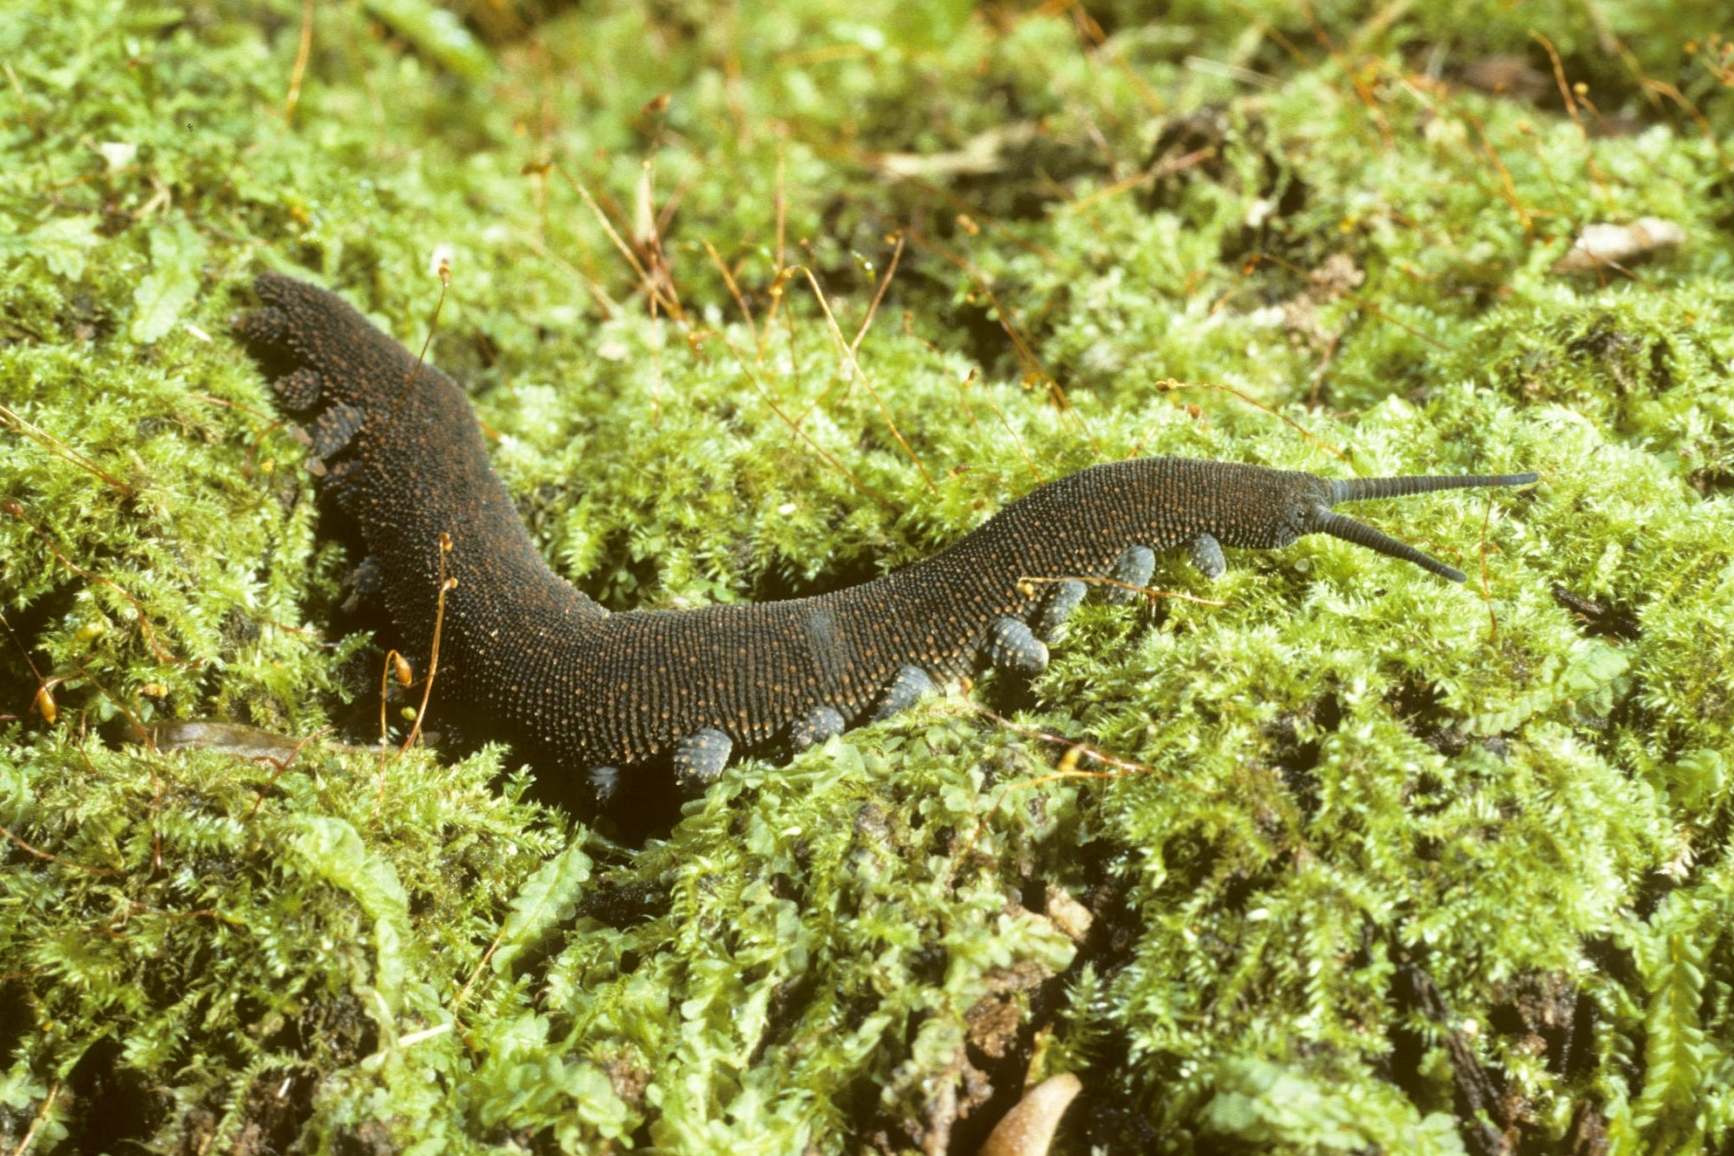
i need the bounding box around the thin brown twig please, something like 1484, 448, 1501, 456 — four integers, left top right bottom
1016, 573, 1229, 608
0, 822, 65, 865
191, 391, 277, 425
0, 822, 118, 876
105, 902, 238, 934
379, 649, 412, 755
1638, 78, 1728, 169
1347, 0, 1414, 54
246, 726, 332, 822
68, 662, 149, 735
798, 266, 938, 494
849, 232, 905, 355
0, 608, 52, 711
714, 328, 880, 503
938, 250, 1046, 377
1295, 0, 1337, 52
1462, 110, 1535, 235
1064, 0, 1168, 114
1533, 31, 1582, 126
1306, 326, 1344, 408
701, 239, 761, 359
397, 535, 457, 758
453, 909, 520, 1012
0, 403, 132, 496
3, 63, 37, 134
1532, 31, 1606, 189
948, 360, 1038, 479
1357, 298, 1451, 353
554, 164, 684, 319
1062, 146, 1212, 215
774, 145, 787, 275
396, 258, 451, 413
633, 160, 686, 317
980, 391, 1043, 482
9, 1079, 60, 1156
514, 177, 621, 318
904, 230, 1103, 455
283, 0, 316, 123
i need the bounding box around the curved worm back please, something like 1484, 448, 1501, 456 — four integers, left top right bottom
238, 274, 1535, 821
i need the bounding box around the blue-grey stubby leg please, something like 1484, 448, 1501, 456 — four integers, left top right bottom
1105, 545, 1155, 604
1032, 578, 1088, 642
340, 554, 384, 615
672, 727, 732, 791
873, 664, 935, 721
984, 615, 1049, 676
273, 366, 323, 412
789, 705, 845, 751
1189, 532, 1226, 580
587, 765, 621, 804
309, 401, 365, 462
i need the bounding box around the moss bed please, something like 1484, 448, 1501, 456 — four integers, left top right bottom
2, 1, 1732, 1151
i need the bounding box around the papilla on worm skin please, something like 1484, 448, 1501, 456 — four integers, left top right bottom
237, 273, 1537, 833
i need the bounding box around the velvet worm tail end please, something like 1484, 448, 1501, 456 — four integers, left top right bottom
1316, 471, 1539, 583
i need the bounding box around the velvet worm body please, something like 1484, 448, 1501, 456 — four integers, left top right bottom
238, 274, 1536, 818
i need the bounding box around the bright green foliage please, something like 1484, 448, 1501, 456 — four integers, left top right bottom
1, 0, 1732, 1151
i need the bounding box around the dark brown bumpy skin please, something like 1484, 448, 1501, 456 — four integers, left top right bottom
236, 274, 1536, 826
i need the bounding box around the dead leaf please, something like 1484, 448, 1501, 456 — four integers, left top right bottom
1553, 217, 1684, 274
978, 1073, 1082, 1156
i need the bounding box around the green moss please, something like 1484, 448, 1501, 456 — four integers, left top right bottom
2, 0, 1732, 1151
